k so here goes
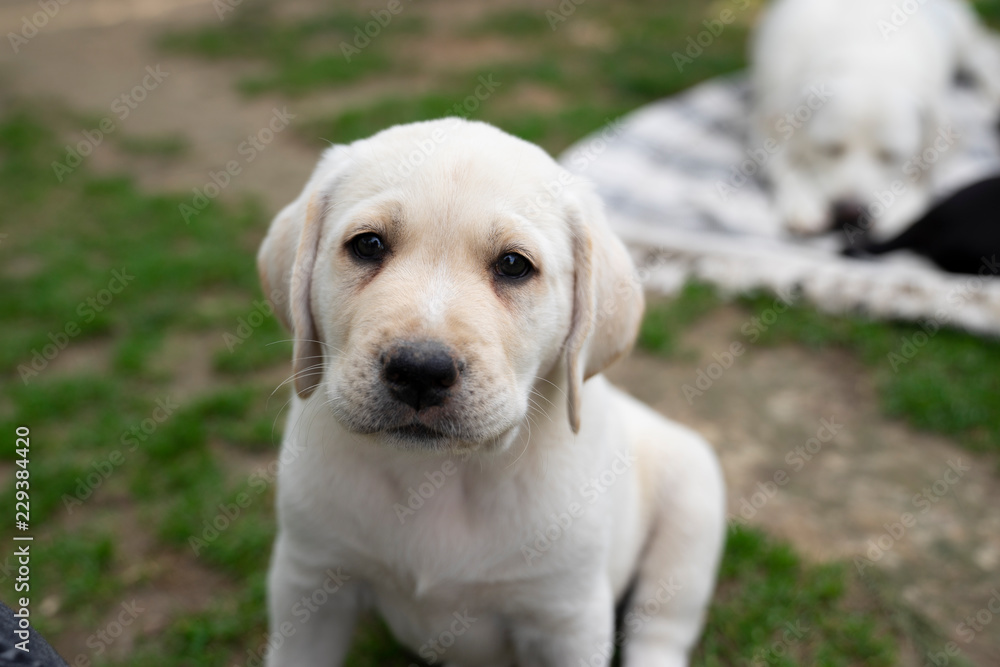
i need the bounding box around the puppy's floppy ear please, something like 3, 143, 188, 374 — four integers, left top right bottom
257, 147, 349, 398
562, 186, 645, 433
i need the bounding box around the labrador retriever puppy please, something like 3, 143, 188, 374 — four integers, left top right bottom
257, 119, 725, 667
751, 0, 1000, 239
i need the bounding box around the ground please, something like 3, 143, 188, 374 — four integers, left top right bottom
1, 0, 999, 665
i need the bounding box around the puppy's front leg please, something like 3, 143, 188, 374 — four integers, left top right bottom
511, 580, 615, 667
266, 535, 364, 667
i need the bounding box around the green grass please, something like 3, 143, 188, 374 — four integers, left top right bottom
0, 108, 288, 652
639, 282, 723, 357
465, 9, 551, 38
105, 526, 922, 667
738, 293, 1000, 454
3, 0, 999, 662
640, 284, 1000, 456
695, 526, 900, 666
160, 0, 750, 153
0, 101, 933, 667
158, 3, 424, 96
975, 0, 1000, 24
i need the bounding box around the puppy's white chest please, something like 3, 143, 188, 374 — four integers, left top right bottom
295, 451, 519, 589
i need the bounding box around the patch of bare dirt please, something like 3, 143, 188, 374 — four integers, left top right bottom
607, 306, 1000, 666
149, 331, 221, 402
5, 1, 1000, 664
0, 1, 319, 213
395, 35, 530, 72
493, 81, 566, 115
45, 338, 113, 379
50, 504, 236, 661
2, 253, 45, 279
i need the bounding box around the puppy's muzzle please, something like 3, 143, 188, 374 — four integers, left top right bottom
381, 340, 462, 412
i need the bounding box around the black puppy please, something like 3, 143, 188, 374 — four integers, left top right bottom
843, 176, 1000, 275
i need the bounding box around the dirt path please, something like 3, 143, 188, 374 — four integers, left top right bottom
3, 1, 998, 664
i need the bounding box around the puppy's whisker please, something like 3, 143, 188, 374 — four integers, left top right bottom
271, 393, 300, 441
268, 359, 323, 398
532, 375, 568, 403
505, 418, 532, 470
270, 362, 328, 398
270, 338, 345, 355
528, 388, 556, 410
527, 391, 556, 424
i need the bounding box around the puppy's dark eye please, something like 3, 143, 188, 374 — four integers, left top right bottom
495, 253, 532, 279
351, 233, 386, 260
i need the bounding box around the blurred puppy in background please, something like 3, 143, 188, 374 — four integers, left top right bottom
751, 0, 1000, 240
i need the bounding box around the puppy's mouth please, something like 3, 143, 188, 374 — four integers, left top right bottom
387, 422, 447, 440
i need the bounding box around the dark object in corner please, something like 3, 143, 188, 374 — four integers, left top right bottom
0, 600, 69, 667
843, 176, 1000, 274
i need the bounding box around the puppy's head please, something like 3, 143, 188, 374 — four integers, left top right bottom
258, 119, 643, 453
789, 75, 939, 233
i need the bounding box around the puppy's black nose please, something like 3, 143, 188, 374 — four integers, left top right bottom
382, 341, 460, 411
831, 200, 866, 231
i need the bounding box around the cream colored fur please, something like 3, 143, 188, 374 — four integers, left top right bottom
258, 119, 726, 667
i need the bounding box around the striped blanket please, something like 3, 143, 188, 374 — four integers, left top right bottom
560, 75, 1000, 335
